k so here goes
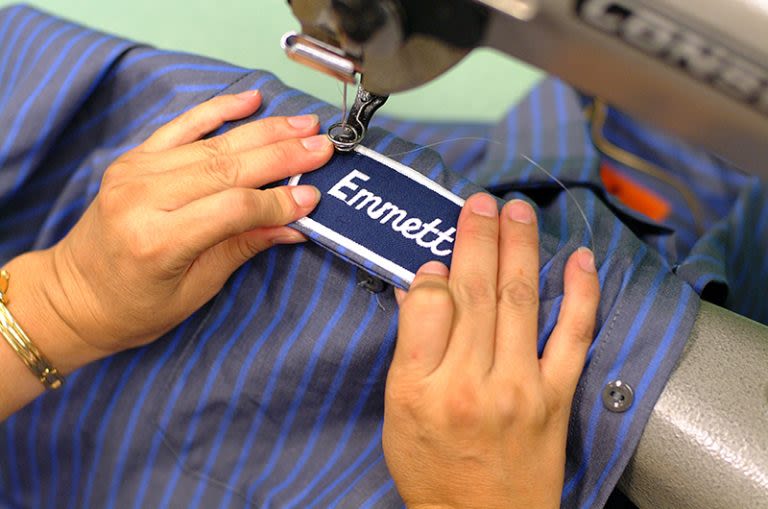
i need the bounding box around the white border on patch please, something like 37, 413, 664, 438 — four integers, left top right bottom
288, 144, 466, 284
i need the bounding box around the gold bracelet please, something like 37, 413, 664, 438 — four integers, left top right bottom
0, 270, 64, 390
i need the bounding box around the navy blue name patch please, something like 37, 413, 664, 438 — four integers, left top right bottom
289, 145, 465, 284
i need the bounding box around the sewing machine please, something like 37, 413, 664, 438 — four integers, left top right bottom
283, 1, 768, 508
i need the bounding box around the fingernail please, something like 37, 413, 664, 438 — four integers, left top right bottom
468, 193, 497, 218
236, 89, 260, 100
506, 199, 535, 224
290, 185, 321, 208
288, 114, 319, 129
301, 134, 332, 151
418, 261, 449, 277
272, 231, 307, 245
577, 247, 596, 273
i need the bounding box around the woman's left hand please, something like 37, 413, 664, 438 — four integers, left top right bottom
8, 91, 333, 368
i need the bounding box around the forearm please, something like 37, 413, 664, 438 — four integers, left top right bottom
0, 251, 106, 421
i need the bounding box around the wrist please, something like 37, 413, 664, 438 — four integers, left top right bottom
3, 250, 109, 375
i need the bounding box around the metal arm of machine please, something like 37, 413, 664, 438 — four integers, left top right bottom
286, 0, 768, 178
620, 301, 768, 509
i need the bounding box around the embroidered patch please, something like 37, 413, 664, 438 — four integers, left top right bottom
289, 145, 465, 284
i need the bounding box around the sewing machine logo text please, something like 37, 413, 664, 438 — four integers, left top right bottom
577, 0, 768, 116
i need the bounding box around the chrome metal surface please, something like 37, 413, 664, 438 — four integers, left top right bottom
281, 32, 359, 85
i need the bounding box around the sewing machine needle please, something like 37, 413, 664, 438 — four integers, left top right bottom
341, 82, 348, 133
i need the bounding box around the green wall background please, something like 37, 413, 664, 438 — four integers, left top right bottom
0, 1, 541, 120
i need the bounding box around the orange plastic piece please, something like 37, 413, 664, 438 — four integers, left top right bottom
600, 163, 671, 222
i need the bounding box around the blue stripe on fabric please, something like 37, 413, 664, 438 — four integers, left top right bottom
536, 202, 571, 353
0, 10, 37, 94
580, 285, 693, 508
10, 35, 116, 197
3, 415, 20, 504
169, 251, 280, 509
11, 51, 180, 191
586, 244, 646, 365
0, 27, 93, 196
450, 178, 470, 197
45, 370, 83, 509
327, 454, 386, 508
0, 16, 56, 107
285, 313, 398, 509
65, 358, 115, 509
0, 28, 91, 177
451, 137, 486, 174
360, 479, 396, 509
606, 111, 728, 190
0, 233, 37, 256
0, 6, 23, 63
175, 249, 277, 509
0, 4, 26, 40
653, 234, 669, 262
80, 350, 149, 509
36, 74, 273, 194
490, 104, 518, 187
34, 197, 87, 248
551, 80, 568, 178
244, 264, 359, 502
103, 319, 193, 509
304, 423, 384, 509
598, 220, 624, 288
0, 23, 77, 118
223, 252, 335, 504
563, 266, 667, 498
582, 192, 595, 247
519, 85, 542, 181
684, 253, 725, 267
162, 243, 304, 503
692, 272, 725, 293
731, 188, 766, 290
538, 295, 563, 356
131, 265, 251, 509
579, 112, 597, 181
24, 398, 45, 508
28, 83, 237, 204
57, 63, 245, 145
183, 248, 305, 509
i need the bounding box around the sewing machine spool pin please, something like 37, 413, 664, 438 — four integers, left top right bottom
328, 84, 389, 151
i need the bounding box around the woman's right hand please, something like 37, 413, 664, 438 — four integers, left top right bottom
10, 90, 333, 366
383, 194, 600, 509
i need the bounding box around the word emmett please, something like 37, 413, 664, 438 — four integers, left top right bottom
327, 169, 456, 256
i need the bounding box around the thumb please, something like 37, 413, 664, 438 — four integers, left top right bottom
179, 225, 308, 307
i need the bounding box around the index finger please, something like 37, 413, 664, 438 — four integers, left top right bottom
139, 91, 263, 152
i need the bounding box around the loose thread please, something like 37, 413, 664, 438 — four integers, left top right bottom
331, 107, 595, 250
521, 154, 594, 251
382, 137, 504, 158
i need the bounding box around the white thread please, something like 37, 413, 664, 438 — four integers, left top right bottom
521, 154, 594, 251
383, 137, 503, 158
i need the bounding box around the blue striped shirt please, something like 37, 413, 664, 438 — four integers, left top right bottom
1, 5, 764, 508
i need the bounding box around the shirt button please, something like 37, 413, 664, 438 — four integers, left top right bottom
356, 271, 387, 293
602, 380, 634, 413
